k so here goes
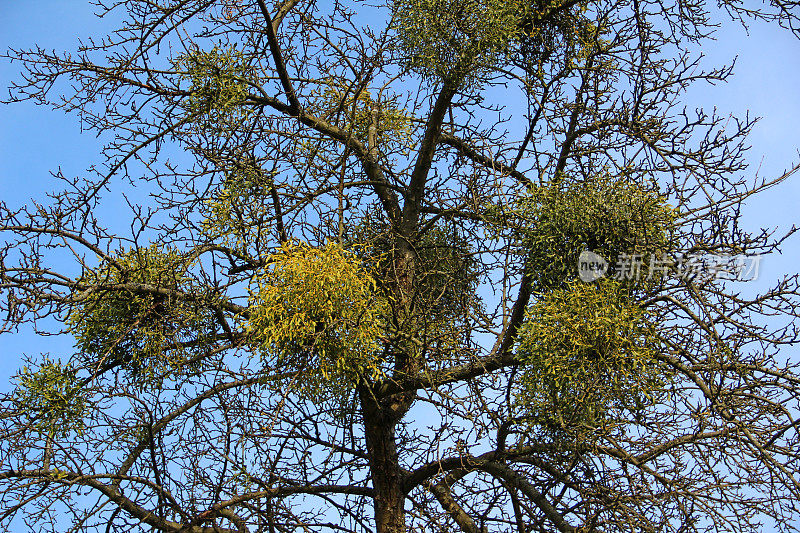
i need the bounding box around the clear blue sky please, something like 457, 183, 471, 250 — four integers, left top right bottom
1, 2, 800, 388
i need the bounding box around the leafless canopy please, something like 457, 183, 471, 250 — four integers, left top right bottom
2, 1, 800, 532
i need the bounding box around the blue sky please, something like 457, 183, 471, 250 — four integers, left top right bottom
1, 2, 800, 388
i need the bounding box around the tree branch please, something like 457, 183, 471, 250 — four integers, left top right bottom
256, 0, 301, 113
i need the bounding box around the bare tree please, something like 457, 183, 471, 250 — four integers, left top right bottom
2, 1, 800, 532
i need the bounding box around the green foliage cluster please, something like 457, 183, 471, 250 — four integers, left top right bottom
392, 0, 526, 79
392, 0, 591, 80
176, 45, 252, 127
348, 210, 479, 317
203, 162, 274, 248
305, 83, 414, 154
248, 242, 387, 389
515, 279, 665, 437
499, 176, 676, 291
412, 223, 480, 320
517, 1, 597, 69
67, 246, 217, 382
345, 211, 482, 361
14, 358, 87, 437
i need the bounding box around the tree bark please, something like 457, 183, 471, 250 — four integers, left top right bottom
360, 388, 406, 533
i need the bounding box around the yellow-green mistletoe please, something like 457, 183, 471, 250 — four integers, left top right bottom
248, 242, 387, 388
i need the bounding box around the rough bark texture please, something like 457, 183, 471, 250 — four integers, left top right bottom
360, 388, 406, 533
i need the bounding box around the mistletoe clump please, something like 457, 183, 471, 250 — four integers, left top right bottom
176, 44, 253, 128
392, 0, 591, 80
515, 279, 666, 437
308, 83, 413, 147
344, 209, 483, 362
14, 358, 87, 437
203, 161, 275, 249
502, 175, 677, 291
248, 242, 387, 389
348, 210, 479, 319
67, 245, 217, 382
393, 0, 525, 79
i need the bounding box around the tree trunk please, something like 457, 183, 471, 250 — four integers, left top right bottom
358, 228, 420, 532
360, 388, 406, 533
